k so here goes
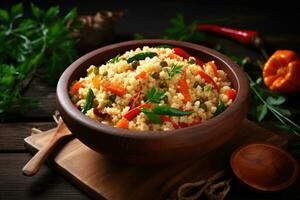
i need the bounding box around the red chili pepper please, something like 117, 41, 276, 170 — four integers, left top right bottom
197, 70, 220, 92
123, 103, 152, 121
173, 47, 204, 66
160, 115, 179, 129
197, 24, 263, 48
178, 118, 201, 128
225, 89, 237, 100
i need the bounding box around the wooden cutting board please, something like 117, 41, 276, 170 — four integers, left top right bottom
24, 119, 287, 200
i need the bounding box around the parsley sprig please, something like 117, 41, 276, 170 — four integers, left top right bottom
0, 3, 79, 118
107, 54, 120, 64
167, 63, 183, 78
146, 86, 166, 103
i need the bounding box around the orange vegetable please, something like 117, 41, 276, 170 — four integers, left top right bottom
263, 50, 300, 92
168, 53, 181, 61
71, 81, 84, 94
134, 71, 147, 79
92, 75, 101, 88
116, 118, 129, 129
197, 70, 220, 92
225, 89, 237, 100
102, 80, 126, 96
206, 61, 218, 77
178, 69, 191, 103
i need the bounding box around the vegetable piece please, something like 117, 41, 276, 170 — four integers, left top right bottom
153, 106, 193, 116
263, 50, 300, 92
130, 91, 140, 109
206, 61, 218, 77
160, 115, 179, 129
167, 63, 183, 78
124, 107, 141, 120
197, 24, 263, 48
102, 80, 126, 96
93, 108, 107, 118
214, 101, 226, 116
82, 88, 94, 114
225, 89, 237, 100
127, 52, 157, 63
146, 87, 166, 103
178, 69, 191, 103
135, 71, 148, 79
197, 70, 220, 92
131, 61, 140, 69
141, 108, 162, 124
107, 54, 120, 64
173, 47, 204, 66
108, 94, 117, 102
160, 61, 168, 67
151, 72, 160, 79
116, 118, 129, 129
72, 81, 84, 94
92, 75, 100, 88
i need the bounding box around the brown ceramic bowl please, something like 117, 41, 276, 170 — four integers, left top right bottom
57, 39, 249, 164
230, 143, 299, 192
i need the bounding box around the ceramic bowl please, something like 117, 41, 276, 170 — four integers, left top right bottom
57, 39, 249, 164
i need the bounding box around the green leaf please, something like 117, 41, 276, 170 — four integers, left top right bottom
155, 44, 173, 49
167, 63, 183, 78
153, 106, 193, 116
266, 96, 286, 106
146, 87, 166, 103
273, 106, 291, 117
141, 108, 162, 124
256, 104, 268, 122
127, 52, 157, 63
82, 89, 94, 114
255, 77, 262, 84
214, 101, 226, 116
0, 9, 9, 22
31, 3, 42, 19
63, 8, 78, 22
107, 54, 120, 64
11, 3, 23, 20
45, 6, 59, 20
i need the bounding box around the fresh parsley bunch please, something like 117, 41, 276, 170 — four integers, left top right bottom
0, 3, 80, 117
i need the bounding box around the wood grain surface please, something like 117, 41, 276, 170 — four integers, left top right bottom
24, 120, 288, 200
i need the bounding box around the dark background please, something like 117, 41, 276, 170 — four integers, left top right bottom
1, 1, 300, 200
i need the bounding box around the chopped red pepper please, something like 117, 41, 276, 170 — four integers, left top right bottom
160, 115, 179, 129
116, 118, 129, 129
206, 61, 218, 77
225, 89, 237, 100
178, 117, 201, 128
178, 69, 191, 103
134, 71, 147, 79
123, 103, 152, 121
173, 47, 204, 66
197, 70, 220, 92
71, 81, 84, 94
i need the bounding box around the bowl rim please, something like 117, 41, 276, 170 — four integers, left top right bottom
57, 39, 249, 139
230, 142, 300, 192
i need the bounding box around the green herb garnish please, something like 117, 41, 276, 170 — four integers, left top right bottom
167, 63, 183, 78
82, 88, 94, 114
146, 86, 166, 103
153, 106, 193, 116
214, 101, 226, 116
141, 108, 162, 124
127, 52, 157, 63
0, 3, 79, 118
204, 85, 213, 92
107, 54, 120, 64
155, 44, 173, 49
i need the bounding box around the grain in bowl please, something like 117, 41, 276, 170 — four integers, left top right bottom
69, 45, 237, 131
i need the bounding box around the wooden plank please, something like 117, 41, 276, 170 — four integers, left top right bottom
24, 119, 289, 200
0, 122, 56, 152
0, 153, 90, 200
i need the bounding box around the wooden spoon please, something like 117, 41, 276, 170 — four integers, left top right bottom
22, 118, 71, 176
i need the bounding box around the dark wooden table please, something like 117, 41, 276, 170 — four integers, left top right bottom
1, 1, 300, 199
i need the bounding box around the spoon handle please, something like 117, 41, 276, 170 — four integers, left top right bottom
22, 133, 66, 176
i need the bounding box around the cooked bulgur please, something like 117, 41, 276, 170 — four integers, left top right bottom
70, 46, 236, 131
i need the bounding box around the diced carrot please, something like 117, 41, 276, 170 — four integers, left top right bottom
92, 75, 101, 88
225, 89, 237, 100
102, 80, 126, 96
197, 70, 220, 92
168, 53, 181, 61
116, 118, 129, 129
206, 61, 219, 77
178, 70, 191, 103
72, 81, 84, 94
134, 71, 148, 79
